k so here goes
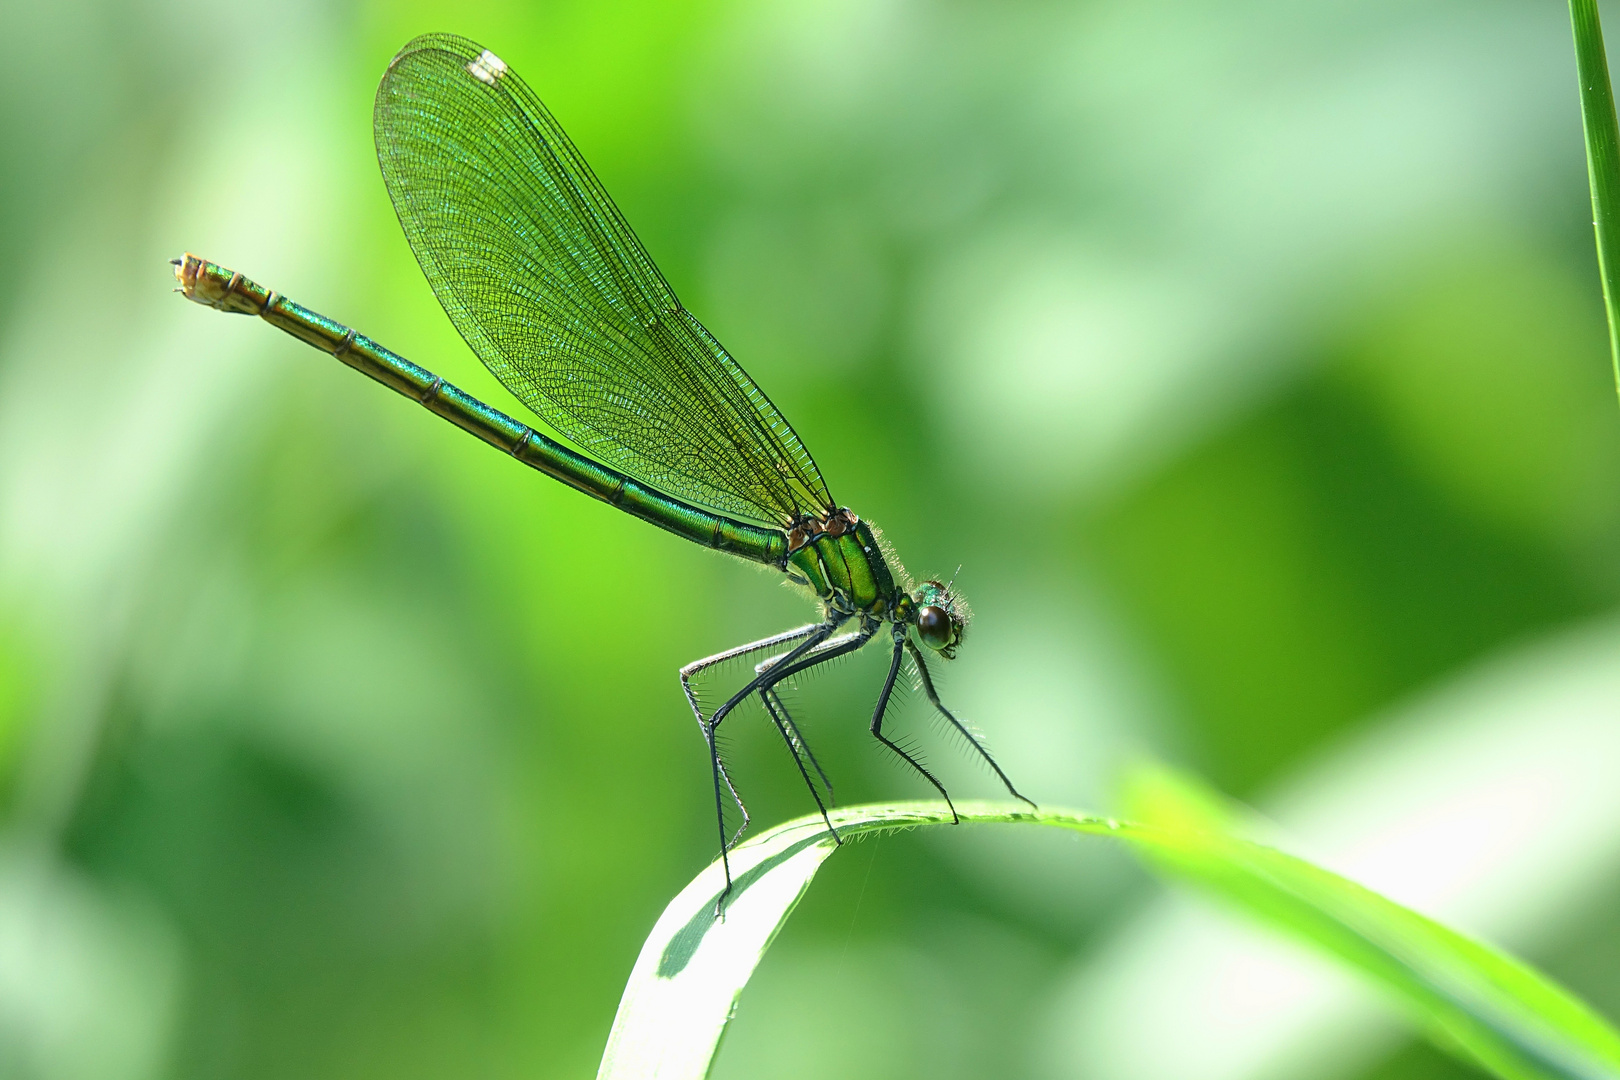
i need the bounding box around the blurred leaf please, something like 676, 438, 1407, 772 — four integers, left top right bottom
1340, 246, 1619, 548
1569, 0, 1620, 398
598, 788, 1620, 1080
1123, 768, 1620, 1080
0, 620, 36, 796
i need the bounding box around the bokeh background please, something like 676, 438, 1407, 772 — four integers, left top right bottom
4, 0, 1620, 1077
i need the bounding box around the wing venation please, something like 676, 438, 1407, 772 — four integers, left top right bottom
373, 33, 834, 527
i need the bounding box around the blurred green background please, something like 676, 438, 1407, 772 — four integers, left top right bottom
5, 0, 1620, 1077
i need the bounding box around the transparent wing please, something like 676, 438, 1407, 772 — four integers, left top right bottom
373, 33, 834, 527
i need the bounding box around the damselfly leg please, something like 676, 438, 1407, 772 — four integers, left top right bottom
681, 618, 853, 908
760, 688, 838, 844
905, 639, 1038, 812
869, 631, 958, 823
681, 623, 826, 858
761, 687, 836, 802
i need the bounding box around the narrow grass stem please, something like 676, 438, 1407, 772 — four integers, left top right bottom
1570, 0, 1620, 400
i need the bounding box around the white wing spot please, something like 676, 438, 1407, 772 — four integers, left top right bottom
466, 50, 508, 85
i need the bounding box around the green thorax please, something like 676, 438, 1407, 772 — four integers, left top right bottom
787, 514, 905, 619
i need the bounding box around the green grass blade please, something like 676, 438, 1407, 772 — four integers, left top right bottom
594, 802, 1057, 1080
1123, 769, 1620, 1080
1570, 0, 1620, 397
597, 795, 1620, 1080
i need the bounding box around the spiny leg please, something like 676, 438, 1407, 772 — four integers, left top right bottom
682, 623, 823, 863
680, 618, 845, 909
763, 686, 835, 799
705, 616, 854, 735
760, 688, 840, 844
701, 622, 877, 911
753, 630, 868, 802
737, 622, 881, 848
871, 630, 959, 823
680, 622, 825, 723
688, 619, 874, 913
702, 722, 748, 901
752, 621, 875, 688
906, 639, 1038, 811
708, 721, 756, 858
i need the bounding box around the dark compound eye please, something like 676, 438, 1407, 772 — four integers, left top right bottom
916, 605, 953, 651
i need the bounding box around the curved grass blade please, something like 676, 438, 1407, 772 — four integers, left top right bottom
374, 33, 833, 527
1122, 769, 1620, 1080
598, 792, 1620, 1080
1569, 0, 1620, 400
596, 802, 1052, 1080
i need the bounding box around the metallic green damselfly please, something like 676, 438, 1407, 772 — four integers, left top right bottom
175, 33, 1032, 903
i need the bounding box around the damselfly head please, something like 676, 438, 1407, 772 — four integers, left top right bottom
911, 579, 969, 659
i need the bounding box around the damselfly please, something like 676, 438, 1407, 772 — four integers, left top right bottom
174, 33, 1033, 904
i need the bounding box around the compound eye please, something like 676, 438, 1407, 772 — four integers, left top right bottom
916, 605, 953, 651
